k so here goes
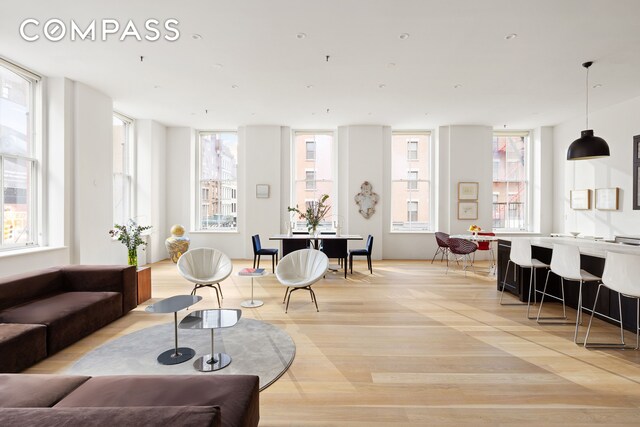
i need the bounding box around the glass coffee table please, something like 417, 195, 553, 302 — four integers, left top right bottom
145, 294, 202, 365
179, 309, 241, 372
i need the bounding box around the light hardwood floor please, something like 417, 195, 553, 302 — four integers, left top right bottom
27, 259, 640, 425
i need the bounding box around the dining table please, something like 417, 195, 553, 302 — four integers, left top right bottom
270, 233, 363, 276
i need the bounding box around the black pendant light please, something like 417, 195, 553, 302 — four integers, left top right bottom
566, 61, 610, 160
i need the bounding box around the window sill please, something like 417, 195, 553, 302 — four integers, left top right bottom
0, 246, 67, 259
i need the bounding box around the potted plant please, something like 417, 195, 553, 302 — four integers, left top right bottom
109, 220, 152, 266
288, 194, 331, 237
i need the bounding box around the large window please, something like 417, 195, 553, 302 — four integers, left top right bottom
0, 59, 40, 249
492, 132, 529, 230
113, 114, 133, 226
197, 132, 238, 231
292, 132, 334, 230
391, 132, 432, 231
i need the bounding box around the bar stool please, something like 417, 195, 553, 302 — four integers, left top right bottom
536, 243, 601, 343
499, 239, 549, 319
584, 251, 640, 350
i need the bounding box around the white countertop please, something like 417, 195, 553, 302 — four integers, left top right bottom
499, 236, 640, 258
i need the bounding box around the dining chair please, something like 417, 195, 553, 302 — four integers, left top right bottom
251, 234, 278, 273
499, 239, 549, 319
475, 232, 496, 271
432, 232, 450, 266
536, 243, 601, 343
276, 249, 329, 313
584, 251, 640, 350
446, 238, 477, 276
349, 235, 374, 274
320, 238, 348, 278
177, 248, 233, 308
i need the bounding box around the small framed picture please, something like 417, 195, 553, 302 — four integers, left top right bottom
570, 189, 591, 210
595, 188, 619, 210
458, 182, 479, 200
256, 184, 270, 199
458, 201, 478, 220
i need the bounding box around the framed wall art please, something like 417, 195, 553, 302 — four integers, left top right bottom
634, 135, 640, 210
595, 188, 619, 211
458, 201, 478, 220
256, 184, 270, 198
570, 189, 591, 210
458, 182, 478, 200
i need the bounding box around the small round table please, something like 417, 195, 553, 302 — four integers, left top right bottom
238, 270, 268, 308
145, 294, 202, 365
179, 309, 242, 372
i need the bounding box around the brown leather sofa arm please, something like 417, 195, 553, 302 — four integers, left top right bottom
61, 265, 138, 313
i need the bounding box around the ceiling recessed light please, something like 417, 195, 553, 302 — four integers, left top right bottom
306, 85, 313, 89
592, 83, 603, 89
311, 112, 315, 115
387, 62, 396, 67
296, 33, 307, 39
424, 113, 429, 116
399, 33, 410, 40
368, 112, 372, 115
191, 34, 203, 40
153, 85, 161, 89
212, 63, 224, 70
504, 33, 518, 40
453, 84, 462, 89
231, 84, 239, 89
378, 83, 386, 89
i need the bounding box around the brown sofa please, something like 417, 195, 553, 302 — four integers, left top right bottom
0, 265, 137, 373
0, 373, 260, 427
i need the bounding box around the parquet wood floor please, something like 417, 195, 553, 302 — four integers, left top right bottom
27, 259, 640, 425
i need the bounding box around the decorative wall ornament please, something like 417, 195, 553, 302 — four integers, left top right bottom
354, 181, 380, 219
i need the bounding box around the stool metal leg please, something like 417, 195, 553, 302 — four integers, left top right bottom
536, 273, 570, 324
584, 284, 637, 349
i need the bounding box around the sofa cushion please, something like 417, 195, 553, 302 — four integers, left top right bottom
0, 292, 122, 354
56, 375, 259, 427
0, 374, 89, 407
61, 265, 138, 314
0, 406, 222, 427
0, 323, 47, 373
0, 268, 63, 311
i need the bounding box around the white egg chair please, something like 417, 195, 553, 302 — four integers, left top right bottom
177, 248, 233, 307
276, 249, 329, 313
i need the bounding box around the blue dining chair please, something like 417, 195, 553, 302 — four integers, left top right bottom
251, 234, 278, 273
349, 235, 374, 274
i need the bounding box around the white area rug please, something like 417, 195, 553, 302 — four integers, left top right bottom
66, 318, 295, 390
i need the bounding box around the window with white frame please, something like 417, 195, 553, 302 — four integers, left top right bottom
197, 131, 238, 231
407, 140, 418, 160
492, 132, 530, 231
305, 140, 316, 160
292, 132, 335, 231
112, 113, 133, 226
0, 58, 40, 249
391, 132, 432, 231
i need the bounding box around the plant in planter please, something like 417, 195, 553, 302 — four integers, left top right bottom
287, 194, 331, 236
109, 220, 152, 266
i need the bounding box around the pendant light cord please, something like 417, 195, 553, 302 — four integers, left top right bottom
585, 66, 589, 129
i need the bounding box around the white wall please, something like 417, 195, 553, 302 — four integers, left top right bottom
136, 119, 167, 263
553, 95, 640, 239
338, 125, 385, 259
72, 82, 124, 264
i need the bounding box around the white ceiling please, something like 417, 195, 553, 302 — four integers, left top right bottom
2, 0, 640, 130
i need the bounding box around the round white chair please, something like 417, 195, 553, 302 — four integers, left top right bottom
584, 251, 640, 350
177, 248, 233, 307
536, 243, 601, 343
276, 248, 329, 313
499, 239, 550, 319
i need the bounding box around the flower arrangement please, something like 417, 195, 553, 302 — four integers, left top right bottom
287, 194, 331, 234
109, 220, 152, 266
468, 224, 482, 233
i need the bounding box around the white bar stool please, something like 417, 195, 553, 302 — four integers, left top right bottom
584, 251, 640, 350
536, 243, 601, 343
499, 239, 550, 319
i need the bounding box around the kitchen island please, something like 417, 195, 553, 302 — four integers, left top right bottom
497, 236, 640, 333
